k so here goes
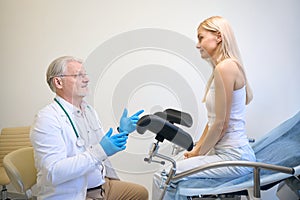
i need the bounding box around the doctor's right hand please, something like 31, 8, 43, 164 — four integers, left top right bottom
100, 128, 128, 156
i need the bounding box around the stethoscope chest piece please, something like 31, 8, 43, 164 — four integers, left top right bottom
76, 138, 85, 147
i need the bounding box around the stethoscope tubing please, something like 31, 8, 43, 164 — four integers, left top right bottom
54, 98, 80, 138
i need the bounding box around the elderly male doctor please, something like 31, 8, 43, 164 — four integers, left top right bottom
30, 56, 148, 200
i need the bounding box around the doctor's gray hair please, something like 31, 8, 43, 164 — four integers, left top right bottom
46, 56, 83, 92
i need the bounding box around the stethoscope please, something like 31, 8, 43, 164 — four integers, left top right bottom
54, 98, 85, 147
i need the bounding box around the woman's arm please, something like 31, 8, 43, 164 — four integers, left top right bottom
187, 59, 238, 157
197, 60, 237, 155
184, 123, 209, 158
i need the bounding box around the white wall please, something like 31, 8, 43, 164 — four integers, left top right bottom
1, 0, 299, 198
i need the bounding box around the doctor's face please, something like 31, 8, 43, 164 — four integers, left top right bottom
62, 61, 90, 99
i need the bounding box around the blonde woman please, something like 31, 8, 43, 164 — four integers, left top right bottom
183, 15, 255, 164
153, 16, 256, 199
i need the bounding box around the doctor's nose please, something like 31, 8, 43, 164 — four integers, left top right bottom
82, 74, 89, 83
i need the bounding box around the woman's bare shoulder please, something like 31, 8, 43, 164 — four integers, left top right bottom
216, 58, 238, 71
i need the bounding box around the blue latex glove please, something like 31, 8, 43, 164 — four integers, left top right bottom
100, 128, 128, 156
119, 108, 144, 134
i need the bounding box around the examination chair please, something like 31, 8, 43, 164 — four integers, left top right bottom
137, 109, 300, 200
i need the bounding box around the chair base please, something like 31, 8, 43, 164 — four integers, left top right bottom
1, 185, 9, 200
1, 187, 32, 200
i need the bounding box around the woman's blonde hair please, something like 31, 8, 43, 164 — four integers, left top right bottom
200, 16, 253, 105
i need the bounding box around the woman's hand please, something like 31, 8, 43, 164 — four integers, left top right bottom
184, 148, 200, 159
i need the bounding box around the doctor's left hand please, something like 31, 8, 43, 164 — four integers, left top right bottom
119, 108, 144, 134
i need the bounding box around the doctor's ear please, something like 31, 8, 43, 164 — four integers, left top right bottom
53, 77, 63, 88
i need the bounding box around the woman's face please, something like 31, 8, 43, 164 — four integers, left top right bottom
196, 27, 220, 60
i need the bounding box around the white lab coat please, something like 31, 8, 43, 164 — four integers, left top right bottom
30, 97, 118, 200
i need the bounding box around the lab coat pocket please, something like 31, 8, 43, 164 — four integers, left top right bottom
85, 108, 104, 141
85, 108, 102, 131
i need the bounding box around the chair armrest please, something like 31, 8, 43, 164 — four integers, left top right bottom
173, 161, 294, 180
172, 160, 295, 198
